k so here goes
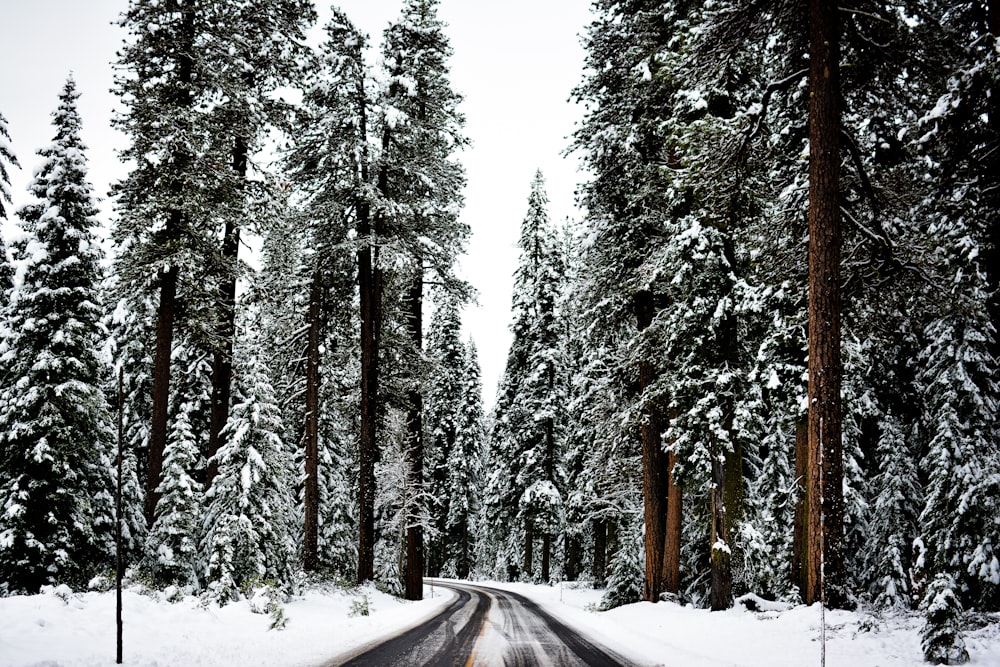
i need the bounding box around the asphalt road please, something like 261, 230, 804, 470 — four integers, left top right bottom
324, 580, 639, 666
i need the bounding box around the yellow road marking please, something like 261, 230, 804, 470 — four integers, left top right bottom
464, 589, 495, 667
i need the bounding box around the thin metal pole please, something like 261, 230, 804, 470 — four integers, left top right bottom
116, 368, 124, 664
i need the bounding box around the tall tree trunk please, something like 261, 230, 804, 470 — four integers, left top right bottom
710, 251, 742, 612
709, 455, 732, 610
357, 224, 380, 584
356, 77, 381, 585
542, 534, 551, 583
986, 5, 1000, 368
592, 518, 607, 587
662, 448, 682, 595
805, 0, 845, 608
635, 290, 669, 602
524, 524, 534, 578
565, 533, 581, 582
146, 230, 179, 526
205, 136, 247, 489
146, 1, 193, 528
404, 271, 425, 601
302, 270, 323, 572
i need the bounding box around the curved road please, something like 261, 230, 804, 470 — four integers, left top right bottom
324, 580, 640, 666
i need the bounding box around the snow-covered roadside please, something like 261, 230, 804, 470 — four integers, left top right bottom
0, 582, 452, 667
474, 580, 1000, 666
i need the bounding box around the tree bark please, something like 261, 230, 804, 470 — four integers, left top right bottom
145, 1, 193, 528
805, 0, 846, 608
524, 524, 534, 578
635, 290, 669, 602
564, 533, 581, 582
662, 449, 682, 595
592, 518, 607, 587
403, 272, 424, 600
302, 269, 323, 572
542, 533, 551, 583
356, 72, 381, 585
205, 136, 247, 489
710, 256, 742, 612
146, 239, 178, 526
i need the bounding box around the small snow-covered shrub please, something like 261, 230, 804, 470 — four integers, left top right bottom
920, 573, 970, 665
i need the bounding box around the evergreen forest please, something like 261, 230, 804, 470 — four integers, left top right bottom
1, 1, 998, 663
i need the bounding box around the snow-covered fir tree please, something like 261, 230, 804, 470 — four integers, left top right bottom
487, 171, 566, 582
201, 329, 297, 602
144, 403, 202, 589
442, 338, 485, 579
423, 291, 467, 577
0, 110, 18, 300
0, 78, 115, 593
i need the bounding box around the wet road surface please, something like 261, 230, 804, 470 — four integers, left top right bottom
324, 580, 638, 666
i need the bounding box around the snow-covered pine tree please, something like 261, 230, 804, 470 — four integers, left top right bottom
0, 78, 116, 593
423, 291, 466, 577
599, 518, 644, 610
442, 338, 485, 579
197, 0, 315, 486
570, 0, 690, 602
921, 572, 971, 665
283, 7, 368, 575
377, 0, 468, 598
144, 403, 202, 589
0, 110, 18, 301
489, 171, 566, 583
201, 329, 297, 602
114, 0, 227, 528
863, 410, 921, 608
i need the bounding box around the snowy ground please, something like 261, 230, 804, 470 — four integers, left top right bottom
3, 579, 1000, 666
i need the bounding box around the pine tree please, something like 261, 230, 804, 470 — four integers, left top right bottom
379, 0, 468, 597
490, 172, 565, 582
0, 78, 115, 593
201, 330, 297, 602
444, 339, 485, 579
921, 573, 970, 665
424, 292, 466, 576
0, 110, 18, 301
144, 403, 202, 588
862, 411, 921, 608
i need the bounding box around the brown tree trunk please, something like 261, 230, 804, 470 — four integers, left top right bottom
146, 231, 179, 527
635, 290, 669, 602
710, 271, 742, 611
356, 75, 382, 585
357, 227, 380, 584
592, 518, 607, 587
662, 449, 682, 595
205, 136, 247, 489
145, 1, 193, 528
403, 272, 425, 601
792, 419, 809, 596
524, 524, 534, 578
542, 534, 551, 583
564, 533, 581, 582
805, 0, 846, 608
709, 455, 732, 610
302, 270, 323, 572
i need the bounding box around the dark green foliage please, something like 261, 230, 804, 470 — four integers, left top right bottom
0, 79, 115, 593
921, 573, 970, 665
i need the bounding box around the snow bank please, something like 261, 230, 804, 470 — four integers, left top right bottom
473, 580, 1000, 667
0, 582, 452, 667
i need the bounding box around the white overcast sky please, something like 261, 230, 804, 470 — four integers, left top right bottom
0, 0, 593, 408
